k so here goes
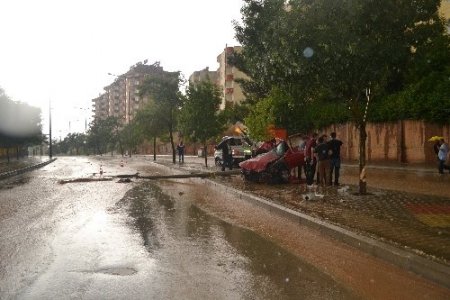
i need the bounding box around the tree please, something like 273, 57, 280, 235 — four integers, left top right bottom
139, 67, 182, 163
86, 117, 118, 155
120, 120, 143, 157
0, 87, 43, 162
235, 0, 447, 193
178, 80, 224, 166
134, 101, 165, 161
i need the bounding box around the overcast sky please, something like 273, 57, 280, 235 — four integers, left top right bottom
0, 0, 243, 139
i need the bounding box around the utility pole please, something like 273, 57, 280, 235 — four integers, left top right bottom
49, 99, 53, 159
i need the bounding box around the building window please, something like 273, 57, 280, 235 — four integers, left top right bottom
225, 88, 234, 94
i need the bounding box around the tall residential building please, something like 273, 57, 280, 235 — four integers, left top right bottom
216, 46, 249, 110
188, 67, 217, 86
92, 62, 164, 124
441, 0, 450, 32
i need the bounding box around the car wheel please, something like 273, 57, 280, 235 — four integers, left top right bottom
215, 157, 223, 166
278, 165, 290, 183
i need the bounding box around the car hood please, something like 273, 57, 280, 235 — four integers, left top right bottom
239, 151, 279, 172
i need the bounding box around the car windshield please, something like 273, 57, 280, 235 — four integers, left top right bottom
229, 138, 242, 146
275, 141, 287, 156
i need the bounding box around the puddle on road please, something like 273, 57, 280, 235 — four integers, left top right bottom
114, 182, 357, 299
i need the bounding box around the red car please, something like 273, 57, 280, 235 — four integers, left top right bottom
239, 140, 305, 183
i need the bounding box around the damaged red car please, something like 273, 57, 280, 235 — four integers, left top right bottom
239, 140, 305, 184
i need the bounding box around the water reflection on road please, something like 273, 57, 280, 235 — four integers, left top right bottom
118, 182, 356, 299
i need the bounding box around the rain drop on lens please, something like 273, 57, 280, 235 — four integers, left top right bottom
303, 47, 314, 58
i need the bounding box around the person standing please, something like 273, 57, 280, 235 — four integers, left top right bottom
304, 133, 318, 186
438, 139, 450, 174
433, 140, 441, 159
314, 136, 331, 186
327, 132, 343, 185
216, 139, 232, 171
177, 141, 185, 163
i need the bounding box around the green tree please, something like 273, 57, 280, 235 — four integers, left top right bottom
178, 80, 224, 166
139, 68, 182, 163
134, 102, 165, 161
120, 120, 143, 157
235, 0, 447, 193
0, 87, 43, 162
86, 117, 118, 155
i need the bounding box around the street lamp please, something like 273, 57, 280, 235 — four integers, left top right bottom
49, 99, 52, 159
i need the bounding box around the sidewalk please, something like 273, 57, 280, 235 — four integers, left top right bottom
0, 157, 51, 179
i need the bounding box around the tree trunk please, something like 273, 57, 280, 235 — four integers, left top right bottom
6, 148, 10, 163
153, 137, 156, 161
358, 122, 368, 194
204, 143, 208, 167
16, 146, 20, 160
169, 129, 176, 164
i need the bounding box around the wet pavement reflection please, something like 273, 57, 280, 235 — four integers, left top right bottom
117, 181, 356, 299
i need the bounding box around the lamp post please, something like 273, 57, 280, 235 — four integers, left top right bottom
49, 99, 53, 159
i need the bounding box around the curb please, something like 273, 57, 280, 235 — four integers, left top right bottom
202, 179, 450, 289
0, 158, 57, 180
153, 162, 450, 289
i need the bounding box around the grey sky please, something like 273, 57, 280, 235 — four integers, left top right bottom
0, 0, 243, 138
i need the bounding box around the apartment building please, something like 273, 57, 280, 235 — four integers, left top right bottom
92, 62, 164, 124
188, 67, 217, 86
441, 0, 450, 32
216, 46, 249, 110
189, 46, 249, 110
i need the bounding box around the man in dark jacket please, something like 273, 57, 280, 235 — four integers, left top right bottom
216, 140, 232, 171
304, 133, 318, 186
327, 132, 343, 185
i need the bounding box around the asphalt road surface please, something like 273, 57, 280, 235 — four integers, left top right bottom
0, 156, 448, 299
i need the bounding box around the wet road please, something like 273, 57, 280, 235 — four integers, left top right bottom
0, 157, 356, 299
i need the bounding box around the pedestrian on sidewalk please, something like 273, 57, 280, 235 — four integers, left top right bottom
314, 135, 331, 186
437, 139, 450, 174
304, 132, 318, 186
327, 132, 343, 186
433, 140, 441, 159
177, 141, 185, 163
216, 140, 232, 171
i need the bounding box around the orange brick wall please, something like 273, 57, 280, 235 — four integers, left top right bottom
324, 121, 450, 165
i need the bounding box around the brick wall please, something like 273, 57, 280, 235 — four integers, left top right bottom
324, 121, 450, 164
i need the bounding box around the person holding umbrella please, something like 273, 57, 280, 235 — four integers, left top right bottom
429, 136, 444, 160
215, 138, 233, 171
438, 138, 450, 174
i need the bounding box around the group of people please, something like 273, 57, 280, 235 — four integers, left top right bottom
302, 132, 343, 187
433, 138, 450, 174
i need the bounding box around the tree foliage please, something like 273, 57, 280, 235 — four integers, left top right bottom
178, 80, 224, 166
86, 116, 119, 155
234, 0, 448, 193
139, 68, 183, 163
0, 87, 43, 160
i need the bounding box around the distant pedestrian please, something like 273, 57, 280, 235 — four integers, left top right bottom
314, 136, 331, 186
216, 139, 232, 171
437, 139, 450, 174
433, 140, 440, 159
327, 132, 343, 186
177, 141, 185, 163
304, 133, 318, 186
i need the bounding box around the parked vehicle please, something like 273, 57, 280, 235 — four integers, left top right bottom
214, 136, 252, 166
239, 140, 305, 184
